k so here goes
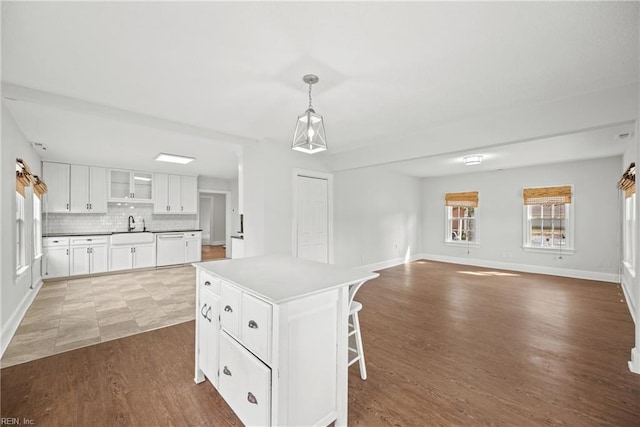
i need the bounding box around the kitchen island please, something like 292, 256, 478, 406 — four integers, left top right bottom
193, 256, 379, 426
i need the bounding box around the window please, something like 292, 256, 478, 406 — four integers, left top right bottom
445, 191, 479, 244
522, 185, 574, 253
624, 194, 636, 270
16, 191, 25, 271
33, 193, 42, 258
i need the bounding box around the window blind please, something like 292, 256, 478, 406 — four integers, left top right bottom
32, 175, 48, 198
445, 191, 478, 207
618, 162, 635, 198
522, 185, 572, 205
15, 159, 33, 197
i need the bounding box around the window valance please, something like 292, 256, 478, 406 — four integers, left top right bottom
445, 191, 478, 208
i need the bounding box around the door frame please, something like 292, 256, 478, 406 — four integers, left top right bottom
198, 189, 232, 259
292, 169, 333, 264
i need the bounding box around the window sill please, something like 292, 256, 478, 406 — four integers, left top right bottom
522, 246, 575, 255
623, 261, 636, 278
16, 265, 29, 278
446, 241, 480, 247
34, 254, 43, 261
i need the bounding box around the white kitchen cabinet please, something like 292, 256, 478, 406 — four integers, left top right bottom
194, 256, 379, 427
109, 243, 155, 272
184, 231, 202, 263
154, 173, 197, 214
108, 169, 153, 202
70, 165, 107, 213
42, 162, 70, 213
198, 280, 221, 386
43, 237, 70, 278
69, 236, 108, 275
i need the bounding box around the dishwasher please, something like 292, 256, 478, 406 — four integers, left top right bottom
156, 233, 185, 266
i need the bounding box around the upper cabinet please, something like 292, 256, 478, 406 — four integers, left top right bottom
154, 173, 197, 214
70, 165, 107, 213
43, 162, 70, 213
108, 169, 153, 202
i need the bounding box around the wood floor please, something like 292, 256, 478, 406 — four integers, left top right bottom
2, 260, 639, 425
201, 245, 226, 261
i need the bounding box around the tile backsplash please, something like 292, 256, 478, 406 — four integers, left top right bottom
44, 203, 198, 235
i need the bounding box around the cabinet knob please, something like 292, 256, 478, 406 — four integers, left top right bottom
204, 281, 211, 286
247, 392, 258, 405
248, 320, 258, 329
224, 305, 233, 313
223, 366, 232, 376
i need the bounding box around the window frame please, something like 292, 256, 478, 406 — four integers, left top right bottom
16, 191, 26, 273
522, 185, 575, 255
623, 193, 636, 275
445, 205, 480, 246
33, 193, 42, 259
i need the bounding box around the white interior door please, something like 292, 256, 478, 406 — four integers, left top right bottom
199, 196, 212, 245
297, 176, 328, 263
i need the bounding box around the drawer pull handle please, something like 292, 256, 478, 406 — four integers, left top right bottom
201, 303, 208, 318
206, 307, 212, 322
247, 392, 258, 405
248, 320, 258, 329
224, 305, 233, 313
223, 366, 232, 376
204, 281, 211, 286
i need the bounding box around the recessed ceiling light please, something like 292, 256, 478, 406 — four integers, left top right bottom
463, 155, 483, 166
154, 153, 195, 164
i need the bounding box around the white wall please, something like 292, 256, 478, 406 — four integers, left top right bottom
242, 140, 330, 257
421, 156, 621, 281
333, 167, 422, 268
198, 175, 231, 191
212, 193, 226, 243
1, 104, 43, 355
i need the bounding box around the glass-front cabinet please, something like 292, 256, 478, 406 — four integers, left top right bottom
108, 169, 154, 202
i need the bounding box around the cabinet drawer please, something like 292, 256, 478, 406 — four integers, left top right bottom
219, 332, 271, 427
43, 237, 69, 247
241, 293, 272, 364
199, 271, 220, 295
221, 281, 242, 338
70, 236, 108, 246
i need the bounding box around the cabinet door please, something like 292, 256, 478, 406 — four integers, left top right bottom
241, 293, 272, 364
132, 244, 155, 269
220, 282, 242, 339
70, 246, 91, 276
154, 173, 169, 213
199, 288, 220, 385
181, 175, 198, 214
91, 245, 108, 274
70, 165, 89, 213
185, 237, 201, 263
43, 162, 70, 213
109, 169, 132, 201
132, 171, 153, 201
219, 332, 271, 427
44, 247, 69, 278
109, 246, 133, 271
89, 167, 108, 213
168, 174, 182, 213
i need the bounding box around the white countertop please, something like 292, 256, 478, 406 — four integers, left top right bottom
193, 255, 379, 304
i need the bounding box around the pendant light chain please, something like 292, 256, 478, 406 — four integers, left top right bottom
308, 82, 313, 110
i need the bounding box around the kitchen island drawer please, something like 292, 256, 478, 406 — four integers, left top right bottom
43, 237, 69, 247
199, 270, 221, 295
219, 332, 271, 427
241, 293, 272, 364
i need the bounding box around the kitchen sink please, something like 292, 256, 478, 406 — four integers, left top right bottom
111, 232, 154, 245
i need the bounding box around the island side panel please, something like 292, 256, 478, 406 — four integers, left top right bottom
277, 289, 340, 426
194, 268, 205, 384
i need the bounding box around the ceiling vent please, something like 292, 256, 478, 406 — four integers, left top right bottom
616, 132, 633, 142
32, 142, 47, 151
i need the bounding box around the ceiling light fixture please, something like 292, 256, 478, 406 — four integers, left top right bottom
292, 74, 327, 154
154, 153, 195, 164
463, 155, 483, 166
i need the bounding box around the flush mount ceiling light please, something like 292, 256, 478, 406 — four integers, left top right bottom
292, 74, 327, 154
154, 153, 195, 164
463, 155, 483, 166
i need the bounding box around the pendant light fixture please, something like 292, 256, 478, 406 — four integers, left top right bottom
292, 74, 327, 154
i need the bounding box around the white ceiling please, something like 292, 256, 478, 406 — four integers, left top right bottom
2, 2, 638, 179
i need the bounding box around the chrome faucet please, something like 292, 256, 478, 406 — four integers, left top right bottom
128, 215, 136, 232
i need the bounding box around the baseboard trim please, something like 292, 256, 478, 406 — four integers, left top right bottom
621, 276, 637, 324
417, 253, 620, 283
361, 255, 423, 272
629, 348, 640, 375
1, 278, 43, 357
211, 240, 225, 246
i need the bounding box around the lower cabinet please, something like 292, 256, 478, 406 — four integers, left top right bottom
219, 332, 271, 427
70, 236, 108, 276
198, 285, 220, 385
43, 237, 70, 279
185, 231, 202, 263
109, 243, 155, 272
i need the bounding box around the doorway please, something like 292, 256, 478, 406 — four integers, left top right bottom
198, 191, 230, 260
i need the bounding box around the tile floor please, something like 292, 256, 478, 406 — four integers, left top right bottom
1, 265, 196, 368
